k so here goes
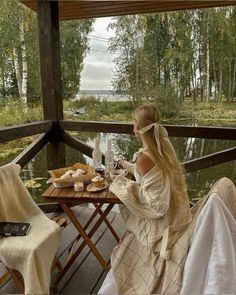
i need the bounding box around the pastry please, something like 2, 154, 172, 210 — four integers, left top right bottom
91, 176, 105, 188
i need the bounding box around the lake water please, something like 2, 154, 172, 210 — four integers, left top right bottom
76, 90, 128, 101
1, 131, 235, 204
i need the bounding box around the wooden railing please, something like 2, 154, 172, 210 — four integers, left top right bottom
0, 121, 53, 167
59, 120, 236, 173
0, 120, 235, 212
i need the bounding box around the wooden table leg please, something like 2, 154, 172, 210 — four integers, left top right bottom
93, 203, 120, 242
67, 204, 103, 253
53, 202, 112, 287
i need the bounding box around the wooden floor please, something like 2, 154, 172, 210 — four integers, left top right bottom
0, 205, 125, 294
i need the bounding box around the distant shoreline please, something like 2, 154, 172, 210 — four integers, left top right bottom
76, 90, 128, 101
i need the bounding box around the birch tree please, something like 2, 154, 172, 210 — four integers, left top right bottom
1, 0, 29, 107
108, 15, 147, 104
60, 18, 94, 99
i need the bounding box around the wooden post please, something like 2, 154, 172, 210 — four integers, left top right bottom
37, 0, 65, 169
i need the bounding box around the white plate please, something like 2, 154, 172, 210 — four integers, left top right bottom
86, 182, 108, 192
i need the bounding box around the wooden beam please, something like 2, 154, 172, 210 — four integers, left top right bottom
59, 120, 236, 140
61, 131, 105, 164
183, 146, 236, 173
59, 120, 133, 135
61, 131, 93, 157
0, 121, 53, 144
165, 124, 236, 140
45, 121, 66, 169
21, 1, 236, 21
37, 0, 65, 169
37, 1, 63, 121
11, 133, 50, 167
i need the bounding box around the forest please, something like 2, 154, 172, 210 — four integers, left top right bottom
109, 8, 236, 105
0, 0, 94, 107
0, 1, 236, 116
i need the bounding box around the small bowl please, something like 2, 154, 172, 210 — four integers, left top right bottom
74, 181, 84, 192
109, 169, 127, 181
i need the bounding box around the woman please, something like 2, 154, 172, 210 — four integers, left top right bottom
99, 103, 236, 294
101, 103, 192, 294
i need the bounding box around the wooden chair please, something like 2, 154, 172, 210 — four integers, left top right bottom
0, 216, 67, 293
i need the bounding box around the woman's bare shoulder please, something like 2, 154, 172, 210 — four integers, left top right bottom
136, 152, 156, 176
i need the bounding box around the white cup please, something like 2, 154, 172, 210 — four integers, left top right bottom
109, 169, 127, 181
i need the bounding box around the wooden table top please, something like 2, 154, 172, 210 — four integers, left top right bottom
42, 184, 122, 204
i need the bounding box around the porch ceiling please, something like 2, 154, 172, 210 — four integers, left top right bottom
20, 1, 236, 20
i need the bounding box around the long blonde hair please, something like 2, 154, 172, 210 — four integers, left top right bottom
133, 103, 187, 203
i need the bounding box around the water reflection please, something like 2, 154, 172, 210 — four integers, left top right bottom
0, 133, 235, 204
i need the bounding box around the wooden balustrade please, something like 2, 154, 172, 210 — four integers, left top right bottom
183, 146, 236, 173
11, 133, 50, 167
0, 120, 235, 171
60, 120, 236, 140
0, 119, 235, 212
0, 121, 53, 144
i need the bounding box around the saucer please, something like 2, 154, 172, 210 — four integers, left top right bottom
86, 182, 108, 192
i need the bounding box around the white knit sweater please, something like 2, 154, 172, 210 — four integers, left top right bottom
109, 159, 191, 253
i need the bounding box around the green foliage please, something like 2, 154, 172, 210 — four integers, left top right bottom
109, 8, 236, 104
60, 19, 94, 99
0, 1, 94, 103
109, 15, 148, 103
69, 95, 99, 109
0, 98, 42, 126
150, 84, 182, 117
65, 96, 135, 122
64, 95, 236, 126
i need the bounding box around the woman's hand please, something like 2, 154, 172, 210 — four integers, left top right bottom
116, 159, 124, 169
115, 155, 124, 169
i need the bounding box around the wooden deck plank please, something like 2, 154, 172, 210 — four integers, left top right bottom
0, 205, 125, 294
54, 205, 125, 293
59, 211, 125, 294
53, 207, 117, 291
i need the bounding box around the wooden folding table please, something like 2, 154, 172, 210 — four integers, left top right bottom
42, 184, 122, 288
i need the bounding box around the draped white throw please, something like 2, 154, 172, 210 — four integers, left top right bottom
0, 163, 61, 294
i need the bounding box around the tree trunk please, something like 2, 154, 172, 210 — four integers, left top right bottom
12, 47, 22, 98
205, 14, 210, 102
228, 60, 231, 103
192, 63, 197, 102
231, 58, 236, 102
19, 18, 28, 108
218, 68, 223, 101
212, 52, 217, 100
198, 48, 203, 101
0, 59, 6, 98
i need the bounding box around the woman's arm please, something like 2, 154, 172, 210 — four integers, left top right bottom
122, 161, 135, 175
110, 167, 170, 219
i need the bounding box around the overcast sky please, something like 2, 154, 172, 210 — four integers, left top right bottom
80, 17, 116, 90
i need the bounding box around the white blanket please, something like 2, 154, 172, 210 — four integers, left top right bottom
0, 163, 61, 294
99, 192, 236, 294
181, 193, 236, 294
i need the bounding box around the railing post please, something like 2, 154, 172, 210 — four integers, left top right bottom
37, 0, 65, 169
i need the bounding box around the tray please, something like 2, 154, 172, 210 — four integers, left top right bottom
47, 163, 97, 186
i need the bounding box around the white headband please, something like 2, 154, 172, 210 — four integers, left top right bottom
138, 123, 168, 157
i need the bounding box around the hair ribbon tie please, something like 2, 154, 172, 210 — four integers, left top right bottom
139, 123, 164, 157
